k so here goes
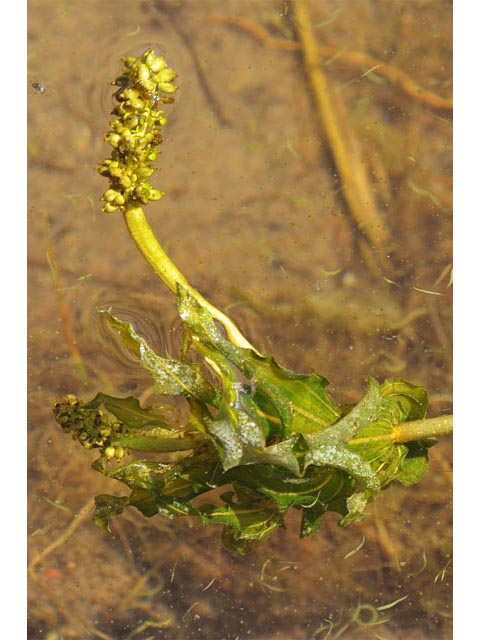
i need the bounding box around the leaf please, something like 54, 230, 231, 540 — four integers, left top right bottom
347, 378, 430, 488
227, 462, 348, 512
300, 484, 353, 537
394, 441, 430, 486
102, 459, 177, 491
177, 286, 341, 437
245, 353, 342, 436
99, 309, 217, 402
85, 392, 169, 429
305, 444, 379, 492
381, 378, 428, 421
198, 499, 281, 537
102, 455, 217, 498
97, 458, 209, 521
204, 378, 270, 470
113, 428, 204, 453
306, 377, 384, 446
198, 489, 284, 554
94, 494, 129, 532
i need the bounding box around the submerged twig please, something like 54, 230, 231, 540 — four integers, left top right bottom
29, 498, 93, 579
208, 14, 452, 112
45, 216, 88, 384
289, 0, 394, 277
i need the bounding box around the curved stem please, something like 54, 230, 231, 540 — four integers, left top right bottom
123, 204, 259, 353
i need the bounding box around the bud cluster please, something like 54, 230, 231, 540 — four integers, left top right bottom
98, 49, 178, 213
53, 395, 129, 460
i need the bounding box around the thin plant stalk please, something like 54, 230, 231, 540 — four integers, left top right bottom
123, 204, 258, 353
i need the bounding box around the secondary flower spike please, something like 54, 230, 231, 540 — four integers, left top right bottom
98, 49, 178, 213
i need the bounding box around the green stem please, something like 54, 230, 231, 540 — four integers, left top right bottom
392, 414, 453, 443
123, 204, 259, 353
350, 414, 453, 446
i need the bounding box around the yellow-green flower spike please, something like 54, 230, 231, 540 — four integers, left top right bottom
98, 49, 178, 214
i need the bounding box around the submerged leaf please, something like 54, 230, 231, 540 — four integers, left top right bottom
113, 428, 204, 453
347, 378, 430, 489
199, 490, 284, 554
100, 309, 217, 402
94, 494, 129, 532
85, 392, 168, 429
178, 286, 341, 436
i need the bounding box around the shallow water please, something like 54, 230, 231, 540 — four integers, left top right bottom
28, 1, 452, 638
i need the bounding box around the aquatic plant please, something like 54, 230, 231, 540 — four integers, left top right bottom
53, 49, 452, 554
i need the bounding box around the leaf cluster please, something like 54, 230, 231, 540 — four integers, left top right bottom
54, 286, 431, 553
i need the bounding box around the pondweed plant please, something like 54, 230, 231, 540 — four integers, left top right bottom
53, 49, 453, 553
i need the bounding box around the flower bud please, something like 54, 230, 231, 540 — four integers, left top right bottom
109, 165, 123, 178
120, 174, 132, 188
106, 132, 121, 148
134, 185, 150, 203
123, 56, 137, 68
157, 68, 176, 84
158, 82, 177, 94
129, 98, 145, 111
148, 188, 164, 201
114, 447, 126, 460
137, 167, 154, 178
122, 87, 140, 101
98, 160, 112, 176
104, 188, 120, 202
141, 78, 157, 93
104, 446, 116, 459
145, 51, 167, 73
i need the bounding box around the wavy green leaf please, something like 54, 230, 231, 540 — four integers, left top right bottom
113, 429, 204, 453
347, 378, 430, 489
94, 494, 129, 532
177, 286, 341, 437
100, 309, 217, 402
84, 392, 169, 429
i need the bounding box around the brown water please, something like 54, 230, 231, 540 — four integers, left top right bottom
28, 1, 452, 638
